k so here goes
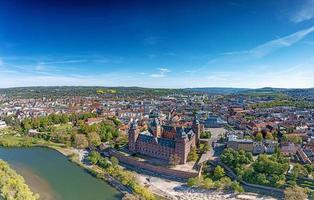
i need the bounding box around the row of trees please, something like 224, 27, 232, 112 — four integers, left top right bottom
4, 112, 97, 133
0, 159, 39, 200
250, 99, 314, 109
187, 165, 243, 193
87, 151, 156, 200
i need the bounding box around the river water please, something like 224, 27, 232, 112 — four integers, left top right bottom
0, 147, 122, 200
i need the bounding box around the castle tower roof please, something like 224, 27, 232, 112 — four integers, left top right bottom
130, 119, 138, 129
151, 118, 159, 127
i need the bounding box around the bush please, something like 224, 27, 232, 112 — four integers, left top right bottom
187, 177, 200, 187
187, 147, 198, 162
88, 151, 102, 165
231, 182, 244, 193
200, 131, 211, 139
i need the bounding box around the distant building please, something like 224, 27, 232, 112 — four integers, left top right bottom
280, 142, 297, 156
296, 146, 311, 164
128, 117, 199, 164
227, 134, 277, 154
253, 142, 265, 154
204, 115, 227, 128
227, 135, 253, 152
0, 120, 6, 129
264, 140, 278, 154
28, 129, 39, 137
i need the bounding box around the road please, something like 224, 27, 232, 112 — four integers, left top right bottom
198, 127, 227, 164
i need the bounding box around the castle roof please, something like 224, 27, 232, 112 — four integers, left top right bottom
176, 127, 194, 138
130, 119, 138, 129
193, 115, 200, 125
138, 132, 176, 148
161, 125, 176, 133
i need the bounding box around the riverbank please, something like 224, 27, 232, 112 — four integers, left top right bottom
136, 173, 277, 200
0, 135, 275, 200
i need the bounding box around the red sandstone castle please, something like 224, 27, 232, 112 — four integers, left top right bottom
128, 117, 201, 164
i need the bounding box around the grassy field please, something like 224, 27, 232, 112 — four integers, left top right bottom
0, 134, 65, 148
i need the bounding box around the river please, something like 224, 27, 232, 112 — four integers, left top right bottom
0, 147, 122, 200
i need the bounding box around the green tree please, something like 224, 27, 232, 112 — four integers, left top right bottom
187, 177, 200, 187
22, 118, 32, 132
200, 131, 211, 139
87, 132, 101, 147
187, 147, 198, 162
0, 160, 39, 200
231, 182, 244, 193
213, 166, 225, 180
202, 177, 214, 189
284, 186, 307, 200
256, 132, 263, 142
73, 134, 89, 149
220, 148, 253, 169
110, 156, 119, 167
291, 164, 308, 180
265, 132, 273, 140
88, 151, 102, 165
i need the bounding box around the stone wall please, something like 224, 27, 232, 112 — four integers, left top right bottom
108, 149, 198, 180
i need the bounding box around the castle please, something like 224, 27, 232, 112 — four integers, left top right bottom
128, 117, 201, 164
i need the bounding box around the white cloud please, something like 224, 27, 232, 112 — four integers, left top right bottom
291, 0, 314, 23
149, 68, 171, 78
222, 25, 314, 59
158, 68, 171, 73
39, 59, 88, 65
149, 74, 166, 78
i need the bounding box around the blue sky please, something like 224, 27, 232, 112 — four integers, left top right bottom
1, 0, 314, 88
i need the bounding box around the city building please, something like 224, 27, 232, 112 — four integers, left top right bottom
204, 115, 227, 128
280, 142, 297, 156
227, 135, 253, 152
253, 142, 265, 154
264, 140, 278, 154
0, 120, 6, 129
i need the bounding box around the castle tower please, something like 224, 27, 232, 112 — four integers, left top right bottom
192, 115, 201, 145
150, 118, 161, 137
128, 120, 139, 152
175, 127, 188, 164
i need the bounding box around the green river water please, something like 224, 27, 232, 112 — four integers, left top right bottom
0, 147, 122, 200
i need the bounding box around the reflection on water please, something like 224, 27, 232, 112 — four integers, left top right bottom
0, 147, 122, 200
12, 162, 59, 200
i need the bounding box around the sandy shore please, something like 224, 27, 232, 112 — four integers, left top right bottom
136, 173, 277, 200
